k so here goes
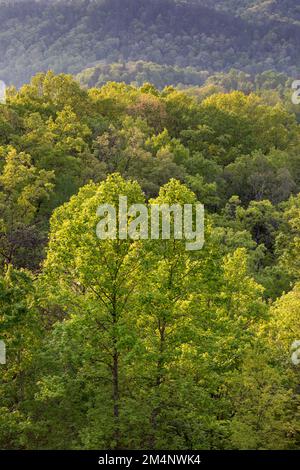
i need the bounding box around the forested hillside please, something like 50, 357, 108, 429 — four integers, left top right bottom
76, 61, 210, 90
0, 0, 300, 86
200, 0, 300, 23
77, 62, 295, 95
2, 0, 300, 453
1, 72, 300, 449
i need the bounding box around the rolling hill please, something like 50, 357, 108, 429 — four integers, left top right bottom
0, 0, 299, 86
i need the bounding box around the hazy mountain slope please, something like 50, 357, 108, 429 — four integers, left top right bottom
198, 0, 300, 23
0, 0, 299, 86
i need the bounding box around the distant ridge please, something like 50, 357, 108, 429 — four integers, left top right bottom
0, 0, 299, 86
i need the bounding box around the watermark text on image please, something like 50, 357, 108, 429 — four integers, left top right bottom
96, 196, 205, 251
0, 340, 6, 365
292, 80, 300, 105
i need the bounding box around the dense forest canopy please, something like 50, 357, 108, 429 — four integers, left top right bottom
199, 0, 300, 23
1, 70, 300, 448
77, 63, 297, 97
0, 0, 300, 86
1, 0, 300, 453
